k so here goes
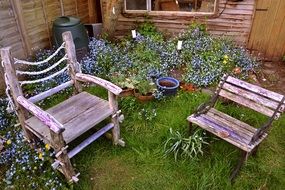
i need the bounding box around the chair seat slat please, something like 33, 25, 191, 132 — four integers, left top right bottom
25, 92, 113, 144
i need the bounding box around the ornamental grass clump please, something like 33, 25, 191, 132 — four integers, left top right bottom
164, 128, 209, 161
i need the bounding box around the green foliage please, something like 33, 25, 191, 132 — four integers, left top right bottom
0, 98, 69, 189
135, 79, 156, 95
164, 128, 209, 161
137, 21, 164, 42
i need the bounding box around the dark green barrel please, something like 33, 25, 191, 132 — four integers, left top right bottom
52, 16, 89, 59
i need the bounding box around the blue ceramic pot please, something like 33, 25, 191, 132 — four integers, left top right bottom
156, 77, 180, 96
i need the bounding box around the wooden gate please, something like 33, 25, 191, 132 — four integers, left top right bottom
248, 0, 285, 61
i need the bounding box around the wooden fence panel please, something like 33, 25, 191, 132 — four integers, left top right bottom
248, 0, 285, 60
0, 0, 26, 58
0, 0, 27, 94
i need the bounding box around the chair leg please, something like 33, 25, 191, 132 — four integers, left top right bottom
188, 122, 199, 136
56, 148, 76, 181
50, 131, 76, 182
230, 150, 248, 182
189, 122, 195, 135
111, 116, 120, 144
108, 92, 125, 147
251, 145, 259, 157
111, 116, 125, 147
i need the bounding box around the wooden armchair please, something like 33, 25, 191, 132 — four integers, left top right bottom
0, 31, 125, 182
187, 75, 284, 181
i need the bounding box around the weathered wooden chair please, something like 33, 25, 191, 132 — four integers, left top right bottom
0, 31, 125, 182
187, 75, 284, 181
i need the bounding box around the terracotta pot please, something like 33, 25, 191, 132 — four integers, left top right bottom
134, 91, 154, 102
119, 88, 134, 97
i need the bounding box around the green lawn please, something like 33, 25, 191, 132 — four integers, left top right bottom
68, 87, 285, 190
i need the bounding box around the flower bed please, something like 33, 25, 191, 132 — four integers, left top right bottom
0, 99, 66, 189
81, 22, 258, 92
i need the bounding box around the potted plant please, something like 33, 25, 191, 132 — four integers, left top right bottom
134, 79, 156, 102
110, 74, 138, 97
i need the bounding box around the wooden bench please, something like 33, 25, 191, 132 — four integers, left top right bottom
187, 75, 285, 181
0, 31, 125, 182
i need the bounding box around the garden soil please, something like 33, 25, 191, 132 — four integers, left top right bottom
258, 61, 285, 95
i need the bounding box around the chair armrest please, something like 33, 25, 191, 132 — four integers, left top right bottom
75, 73, 122, 96
17, 96, 64, 134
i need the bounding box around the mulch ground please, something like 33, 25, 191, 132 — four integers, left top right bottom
258, 61, 285, 95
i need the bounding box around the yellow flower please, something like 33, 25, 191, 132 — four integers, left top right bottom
45, 144, 50, 150
223, 55, 229, 59
223, 60, 228, 64
6, 139, 11, 145
39, 153, 43, 160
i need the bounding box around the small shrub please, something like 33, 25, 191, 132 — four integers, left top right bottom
137, 20, 164, 42
138, 108, 157, 122
164, 128, 209, 161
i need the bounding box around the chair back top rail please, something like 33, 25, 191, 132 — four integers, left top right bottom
218, 75, 285, 119
225, 76, 284, 103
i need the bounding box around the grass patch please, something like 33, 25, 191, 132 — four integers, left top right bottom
1, 87, 284, 189
71, 88, 285, 190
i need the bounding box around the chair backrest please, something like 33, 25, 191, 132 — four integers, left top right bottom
0, 32, 82, 106
218, 75, 285, 120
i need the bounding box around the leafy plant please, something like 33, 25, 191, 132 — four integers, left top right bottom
137, 20, 164, 42
179, 23, 258, 86
138, 108, 157, 122
136, 79, 156, 95
164, 128, 209, 161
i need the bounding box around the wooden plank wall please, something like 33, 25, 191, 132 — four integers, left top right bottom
248, 0, 285, 61
113, 0, 255, 46
0, 0, 26, 58
0, 0, 93, 56
0, 0, 27, 95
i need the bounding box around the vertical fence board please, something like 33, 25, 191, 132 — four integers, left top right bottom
248, 0, 285, 60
